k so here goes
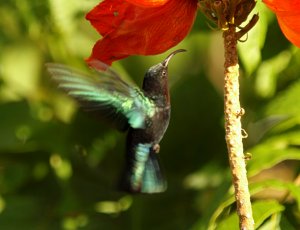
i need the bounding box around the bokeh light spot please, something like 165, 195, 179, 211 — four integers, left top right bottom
50, 154, 72, 180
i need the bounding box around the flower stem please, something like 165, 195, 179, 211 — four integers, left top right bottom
223, 25, 254, 230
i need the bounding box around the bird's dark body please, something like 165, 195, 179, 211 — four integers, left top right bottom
120, 59, 173, 193
123, 108, 170, 193
127, 107, 170, 147
46, 49, 185, 193
132, 74, 171, 146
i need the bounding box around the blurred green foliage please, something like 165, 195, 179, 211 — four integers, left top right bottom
0, 0, 299, 229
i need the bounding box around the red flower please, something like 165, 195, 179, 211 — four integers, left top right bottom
85, 0, 198, 66
86, 0, 300, 67
263, 0, 300, 47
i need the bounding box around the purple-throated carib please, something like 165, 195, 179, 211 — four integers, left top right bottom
46, 49, 185, 193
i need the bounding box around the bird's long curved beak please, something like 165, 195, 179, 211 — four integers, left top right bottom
162, 49, 187, 67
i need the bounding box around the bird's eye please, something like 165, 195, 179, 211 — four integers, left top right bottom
162, 70, 167, 77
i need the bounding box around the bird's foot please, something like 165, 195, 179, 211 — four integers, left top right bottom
153, 144, 160, 153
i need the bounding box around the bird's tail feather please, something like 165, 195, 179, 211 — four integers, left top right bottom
120, 144, 166, 194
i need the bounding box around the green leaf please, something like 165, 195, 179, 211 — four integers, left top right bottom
238, 1, 272, 75
247, 131, 300, 177
250, 180, 300, 211
254, 51, 292, 98
263, 80, 300, 116
207, 193, 236, 230
279, 214, 297, 230
253, 200, 284, 229
246, 115, 289, 147
207, 179, 300, 230
257, 213, 281, 230
216, 200, 284, 230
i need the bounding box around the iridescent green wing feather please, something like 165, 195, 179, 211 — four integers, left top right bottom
46, 63, 155, 130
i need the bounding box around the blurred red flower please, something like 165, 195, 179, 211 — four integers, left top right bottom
263, 0, 300, 47
85, 0, 198, 65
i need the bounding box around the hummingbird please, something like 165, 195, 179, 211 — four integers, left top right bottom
46, 49, 185, 193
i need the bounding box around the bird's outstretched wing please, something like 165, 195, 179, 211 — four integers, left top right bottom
46, 63, 155, 131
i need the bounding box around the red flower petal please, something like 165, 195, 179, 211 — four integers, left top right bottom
126, 0, 169, 7
86, 0, 198, 66
263, 0, 300, 47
